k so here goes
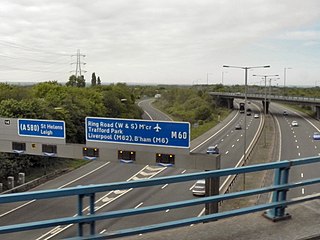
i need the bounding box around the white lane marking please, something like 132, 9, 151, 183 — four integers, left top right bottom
232, 145, 235, 148
58, 162, 111, 189
0, 162, 111, 218
315, 146, 317, 149
143, 110, 153, 120
138, 99, 172, 121
294, 135, 296, 138
225, 151, 229, 155
100, 229, 107, 234
50, 227, 64, 235
0, 200, 36, 218
36, 165, 167, 240
135, 202, 144, 209
302, 188, 305, 195
295, 140, 298, 143
161, 184, 168, 189
297, 146, 299, 149
189, 181, 198, 190
181, 170, 186, 174
240, 134, 243, 137
221, 139, 224, 142
227, 134, 229, 137
198, 208, 205, 217
301, 173, 304, 178
190, 111, 239, 152
165, 209, 170, 213
237, 139, 240, 142
298, 152, 301, 156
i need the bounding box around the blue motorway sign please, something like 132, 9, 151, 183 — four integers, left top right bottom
86, 117, 190, 148
18, 119, 65, 139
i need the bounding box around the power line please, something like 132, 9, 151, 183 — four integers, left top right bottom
0, 64, 67, 73
0, 40, 71, 56
0, 53, 69, 65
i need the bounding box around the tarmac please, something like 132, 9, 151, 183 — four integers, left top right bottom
120, 106, 320, 240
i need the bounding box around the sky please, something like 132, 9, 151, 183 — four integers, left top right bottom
1, 0, 320, 87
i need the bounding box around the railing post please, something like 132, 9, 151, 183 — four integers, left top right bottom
264, 167, 291, 221
78, 194, 84, 236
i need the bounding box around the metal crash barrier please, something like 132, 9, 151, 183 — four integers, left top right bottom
0, 156, 320, 239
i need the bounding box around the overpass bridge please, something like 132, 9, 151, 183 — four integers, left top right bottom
210, 92, 320, 118
0, 156, 319, 239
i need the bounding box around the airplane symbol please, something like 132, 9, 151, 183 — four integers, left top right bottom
154, 124, 161, 132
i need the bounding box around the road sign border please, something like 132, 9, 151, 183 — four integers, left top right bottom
85, 117, 190, 149
17, 118, 66, 140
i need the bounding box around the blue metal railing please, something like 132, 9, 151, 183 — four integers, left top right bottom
1, 156, 320, 239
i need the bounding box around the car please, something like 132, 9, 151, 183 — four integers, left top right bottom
254, 114, 259, 118
291, 121, 298, 127
192, 180, 206, 196
235, 124, 242, 130
313, 132, 320, 140
206, 145, 219, 154
283, 110, 288, 115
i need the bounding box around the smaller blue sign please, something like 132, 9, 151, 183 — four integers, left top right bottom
18, 119, 65, 139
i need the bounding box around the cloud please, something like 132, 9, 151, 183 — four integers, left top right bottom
278, 30, 320, 41
1, 0, 320, 85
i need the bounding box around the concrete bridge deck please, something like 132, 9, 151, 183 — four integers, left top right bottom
121, 198, 320, 240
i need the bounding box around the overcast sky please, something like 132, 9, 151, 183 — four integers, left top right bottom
1, 0, 320, 86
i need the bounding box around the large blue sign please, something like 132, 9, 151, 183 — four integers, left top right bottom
86, 117, 190, 148
18, 119, 65, 139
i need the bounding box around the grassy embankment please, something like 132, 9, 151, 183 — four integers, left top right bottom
153, 100, 231, 140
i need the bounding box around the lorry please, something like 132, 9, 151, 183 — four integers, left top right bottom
239, 102, 245, 113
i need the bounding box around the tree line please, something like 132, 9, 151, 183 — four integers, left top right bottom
0, 81, 143, 143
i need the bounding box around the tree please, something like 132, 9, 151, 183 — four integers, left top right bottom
91, 72, 97, 86
66, 75, 77, 87
97, 76, 101, 85
77, 75, 86, 88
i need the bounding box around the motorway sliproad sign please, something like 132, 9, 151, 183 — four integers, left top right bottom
86, 117, 190, 148
18, 119, 66, 139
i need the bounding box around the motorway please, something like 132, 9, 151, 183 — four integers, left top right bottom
269, 102, 320, 199
0, 98, 279, 239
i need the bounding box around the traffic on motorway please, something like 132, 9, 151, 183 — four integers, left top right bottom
1, 98, 319, 239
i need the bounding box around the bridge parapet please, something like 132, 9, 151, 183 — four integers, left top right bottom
0, 156, 320, 239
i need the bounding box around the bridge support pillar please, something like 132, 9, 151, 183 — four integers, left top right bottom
215, 97, 234, 109
262, 100, 270, 114
316, 106, 320, 120
227, 98, 234, 109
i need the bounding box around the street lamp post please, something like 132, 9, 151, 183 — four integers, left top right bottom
221, 71, 228, 85
223, 65, 270, 190
252, 74, 279, 147
283, 67, 292, 96
268, 77, 280, 101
